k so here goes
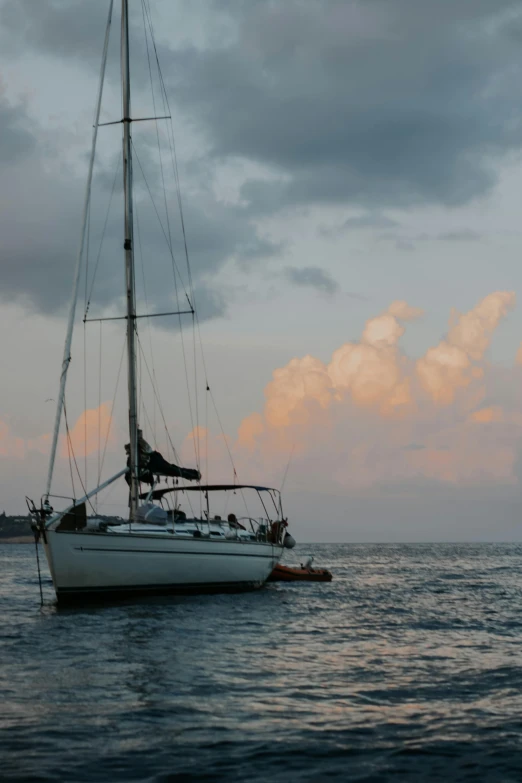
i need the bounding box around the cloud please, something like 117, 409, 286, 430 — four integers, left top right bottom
284, 266, 339, 296
161, 0, 522, 212
60, 402, 114, 459
0, 90, 278, 319
417, 291, 515, 404
235, 290, 522, 490
5, 1, 522, 222
469, 406, 504, 423
0, 419, 50, 460
237, 300, 422, 440
0, 0, 112, 65
0, 403, 115, 461
387, 300, 424, 321
320, 212, 399, 236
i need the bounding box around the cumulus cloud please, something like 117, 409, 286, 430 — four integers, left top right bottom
236, 291, 522, 489
60, 402, 114, 459
417, 291, 515, 404
247, 300, 423, 434
387, 300, 424, 321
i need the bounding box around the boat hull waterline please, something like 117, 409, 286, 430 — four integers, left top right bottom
44, 530, 282, 601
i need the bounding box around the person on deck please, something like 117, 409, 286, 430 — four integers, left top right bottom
227, 513, 246, 530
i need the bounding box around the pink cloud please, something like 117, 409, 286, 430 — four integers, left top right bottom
231, 291, 522, 489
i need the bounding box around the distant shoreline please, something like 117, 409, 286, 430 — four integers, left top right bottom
0, 537, 34, 544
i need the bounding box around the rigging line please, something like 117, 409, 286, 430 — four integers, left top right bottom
176, 309, 200, 473
84, 198, 90, 310
280, 443, 295, 493
63, 400, 97, 514
206, 383, 250, 518
144, 3, 201, 460
144, 2, 225, 483
142, 0, 191, 296
86, 194, 91, 301
84, 154, 121, 319
135, 194, 158, 448
207, 384, 240, 483
144, 0, 195, 301
97, 322, 103, 503
130, 305, 183, 468
141, 0, 200, 474
45, 0, 114, 499
134, 336, 199, 520
131, 139, 198, 462
130, 141, 188, 300
131, 138, 198, 461
95, 478, 119, 510
143, 2, 206, 479
171, 268, 200, 471
141, 0, 173, 257
138, 340, 179, 461
128, 268, 184, 467
83, 193, 90, 492
205, 374, 209, 494
99, 335, 126, 480
134, 333, 181, 465
162, 102, 202, 472
64, 403, 77, 501
83, 323, 87, 491
34, 533, 44, 607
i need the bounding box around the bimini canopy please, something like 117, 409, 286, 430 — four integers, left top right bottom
140, 484, 279, 501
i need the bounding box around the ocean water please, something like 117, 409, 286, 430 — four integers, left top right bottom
1, 543, 522, 782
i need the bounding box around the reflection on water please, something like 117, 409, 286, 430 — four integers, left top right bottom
2, 543, 522, 781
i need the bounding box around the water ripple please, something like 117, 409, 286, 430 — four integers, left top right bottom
2, 543, 522, 781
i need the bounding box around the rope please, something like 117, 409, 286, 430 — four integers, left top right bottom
97, 321, 102, 509
131, 140, 199, 473
83, 154, 120, 320
98, 336, 126, 480
135, 195, 158, 448
141, 0, 202, 498
34, 534, 44, 607
63, 400, 96, 515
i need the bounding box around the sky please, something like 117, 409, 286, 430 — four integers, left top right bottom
2, 0, 522, 541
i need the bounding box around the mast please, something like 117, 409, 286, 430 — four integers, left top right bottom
121, 0, 140, 517
45, 0, 114, 500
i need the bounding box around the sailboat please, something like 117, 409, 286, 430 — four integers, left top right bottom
27, 0, 295, 603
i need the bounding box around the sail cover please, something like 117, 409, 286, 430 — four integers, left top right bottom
125, 431, 201, 486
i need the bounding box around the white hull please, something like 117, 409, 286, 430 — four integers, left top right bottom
44, 529, 282, 602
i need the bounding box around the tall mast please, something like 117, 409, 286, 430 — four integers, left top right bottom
121, 0, 139, 517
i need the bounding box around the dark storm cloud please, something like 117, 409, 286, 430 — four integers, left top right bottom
0, 93, 277, 317
163, 0, 522, 210
6, 0, 522, 213
284, 266, 339, 296
0, 0, 110, 63
2, 0, 522, 315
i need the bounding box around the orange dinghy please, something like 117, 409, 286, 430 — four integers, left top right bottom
268, 563, 333, 582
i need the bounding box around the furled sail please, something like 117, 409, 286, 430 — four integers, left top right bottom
125, 430, 201, 486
